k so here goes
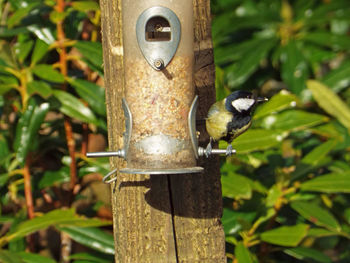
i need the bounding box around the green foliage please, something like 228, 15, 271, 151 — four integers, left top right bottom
0, 0, 112, 262
212, 0, 350, 262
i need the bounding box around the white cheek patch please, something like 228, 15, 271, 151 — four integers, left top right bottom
231, 98, 255, 112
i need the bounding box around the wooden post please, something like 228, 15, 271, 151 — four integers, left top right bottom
99, 0, 226, 261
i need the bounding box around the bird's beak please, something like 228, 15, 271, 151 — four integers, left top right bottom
255, 97, 268, 103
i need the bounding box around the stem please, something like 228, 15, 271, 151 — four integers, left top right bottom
60, 231, 72, 263
23, 158, 34, 219
64, 116, 77, 189
56, 0, 76, 259
81, 123, 88, 156
56, 0, 77, 191
23, 158, 36, 252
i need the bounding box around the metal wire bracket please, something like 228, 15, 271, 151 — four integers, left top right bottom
102, 168, 118, 184
86, 99, 132, 183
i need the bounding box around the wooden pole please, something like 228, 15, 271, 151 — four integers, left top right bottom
99, 0, 226, 261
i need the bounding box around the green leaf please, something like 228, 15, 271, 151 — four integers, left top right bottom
222, 208, 256, 235
303, 44, 337, 65
0, 73, 18, 95
262, 110, 328, 132
0, 209, 111, 245
290, 201, 340, 231
0, 27, 29, 38
0, 84, 14, 95
49, 11, 68, 24
58, 227, 114, 255
71, 1, 100, 12
0, 134, 9, 159
235, 242, 253, 263
322, 60, 350, 93
226, 38, 276, 88
292, 139, 337, 180
308, 80, 350, 131
31, 39, 50, 66
230, 129, 285, 153
212, 11, 279, 43
266, 185, 283, 208
303, 31, 350, 50
331, 19, 350, 36
260, 224, 309, 247
32, 64, 65, 83
284, 247, 332, 263
281, 41, 308, 95
308, 228, 339, 238
7, 3, 39, 28
251, 208, 276, 231
253, 90, 298, 119
300, 172, 350, 193
0, 41, 17, 68
214, 37, 266, 65
0, 250, 24, 263
39, 166, 70, 188
14, 100, 50, 165
17, 252, 56, 263
15, 40, 34, 64
310, 122, 345, 140
221, 173, 252, 200
68, 78, 106, 116
305, 1, 350, 25
52, 90, 98, 124
27, 26, 55, 45
74, 41, 103, 69
27, 81, 52, 98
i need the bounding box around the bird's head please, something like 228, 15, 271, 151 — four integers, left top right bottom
225, 90, 267, 114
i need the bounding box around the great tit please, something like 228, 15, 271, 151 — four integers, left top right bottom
205, 90, 267, 155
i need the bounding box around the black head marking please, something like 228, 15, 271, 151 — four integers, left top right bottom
225, 90, 254, 113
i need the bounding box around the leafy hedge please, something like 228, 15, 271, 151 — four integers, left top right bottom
0, 0, 113, 262
212, 0, 350, 262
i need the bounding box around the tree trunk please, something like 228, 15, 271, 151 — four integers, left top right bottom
99, 0, 226, 262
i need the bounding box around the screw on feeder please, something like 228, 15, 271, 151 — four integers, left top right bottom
153, 58, 164, 70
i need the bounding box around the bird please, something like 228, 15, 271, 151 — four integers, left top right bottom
205, 90, 267, 156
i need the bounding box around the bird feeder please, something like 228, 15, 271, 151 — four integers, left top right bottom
120, 0, 203, 175
88, 1, 202, 177
88, 1, 231, 181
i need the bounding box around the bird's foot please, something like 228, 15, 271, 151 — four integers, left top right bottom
205, 141, 212, 158
226, 144, 234, 156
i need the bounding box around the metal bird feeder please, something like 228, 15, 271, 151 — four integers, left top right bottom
88, 1, 232, 181
121, 0, 202, 175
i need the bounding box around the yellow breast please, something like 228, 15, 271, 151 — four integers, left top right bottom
205, 100, 233, 141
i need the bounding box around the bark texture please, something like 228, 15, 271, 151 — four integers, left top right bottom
99, 0, 225, 262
